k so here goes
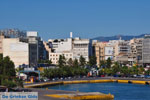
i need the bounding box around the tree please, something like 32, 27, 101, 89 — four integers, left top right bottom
104, 68, 112, 76
145, 68, 150, 75
73, 59, 79, 67
121, 66, 129, 76
0, 56, 16, 87
88, 56, 97, 67
45, 59, 52, 65
79, 55, 86, 67
2, 56, 16, 78
67, 58, 73, 67
138, 67, 144, 75
112, 62, 120, 75
106, 57, 112, 68
58, 55, 66, 67
38, 59, 52, 65
0, 54, 3, 75
99, 60, 106, 68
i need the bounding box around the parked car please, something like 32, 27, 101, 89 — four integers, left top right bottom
43, 78, 50, 82
145, 75, 150, 78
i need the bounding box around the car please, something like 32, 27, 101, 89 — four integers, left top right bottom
145, 75, 150, 78
52, 78, 55, 81
68, 77, 72, 79
140, 75, 145, 78
43, 78, 50, 82
0, 86, 7, 92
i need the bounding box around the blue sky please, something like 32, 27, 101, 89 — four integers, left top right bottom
0, 0, 150, 40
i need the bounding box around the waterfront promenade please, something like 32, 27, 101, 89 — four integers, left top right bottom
24, 77, 150, 100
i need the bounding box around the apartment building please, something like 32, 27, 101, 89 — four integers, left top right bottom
0, 34, 5, 54
93, 40, 116, 66
93, 41, 107, 66
72, 37, 90, 61
93, 39, 131, 66
142, 35, 150, 67
49, 52, 73, 64
114, 40, 130, 64
129, 38, 143, 65
46, 32, 91, 64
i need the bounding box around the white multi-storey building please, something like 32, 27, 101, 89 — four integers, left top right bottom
72, 37, 90, 61
46, 32, 91, 64
114, 40, 130, 64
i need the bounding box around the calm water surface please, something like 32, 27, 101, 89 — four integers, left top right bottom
48, 83, 150, 100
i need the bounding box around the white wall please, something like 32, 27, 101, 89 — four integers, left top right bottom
3, 38, 29, 68
27, 31, 38, 37
56, 38, 72, 52
105, 46, 114, 55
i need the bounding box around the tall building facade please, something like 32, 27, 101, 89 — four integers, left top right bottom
93, 39, 131, 66
129, 38, 143, 65
142, 35, 150, 66
93, 41, 107, 66
45, 32, 91, 64
93, 35, 150, 66
0, 34, 5, 54
2, 31, 46, 68
3, 38, 29, 68
72, 37, 90, 61
114, 40, 130, 64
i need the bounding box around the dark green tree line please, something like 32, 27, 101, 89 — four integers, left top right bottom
0, 54, 17, 87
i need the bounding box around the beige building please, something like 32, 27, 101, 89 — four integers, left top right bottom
3, 38, 29, 68
114, 40, 130, 64
93, 39, 132, 66
0, 35, 5, 54
93, 42, 107, 66
49, 52, 73, 64
1, 31, 42, 68
93, 41, 115, 66
129, 38, 143, 65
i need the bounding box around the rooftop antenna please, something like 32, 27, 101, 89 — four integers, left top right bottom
70, 32, 73, 38
119, 36, 122, 40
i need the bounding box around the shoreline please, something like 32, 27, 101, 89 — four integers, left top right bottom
24, 77, 150, 100
24, 77, 150, 88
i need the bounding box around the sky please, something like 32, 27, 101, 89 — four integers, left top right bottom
0, 0, 150, 40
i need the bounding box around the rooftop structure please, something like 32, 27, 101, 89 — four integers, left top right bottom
0, 29, 26, 38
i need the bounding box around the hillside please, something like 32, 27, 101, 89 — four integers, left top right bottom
92, 34, 146, 41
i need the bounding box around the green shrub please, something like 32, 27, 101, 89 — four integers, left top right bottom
2, 80, 17, 88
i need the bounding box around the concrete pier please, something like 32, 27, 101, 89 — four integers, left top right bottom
24, 77, 150, 100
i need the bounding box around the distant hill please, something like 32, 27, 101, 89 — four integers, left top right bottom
92, 34, 146, 42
